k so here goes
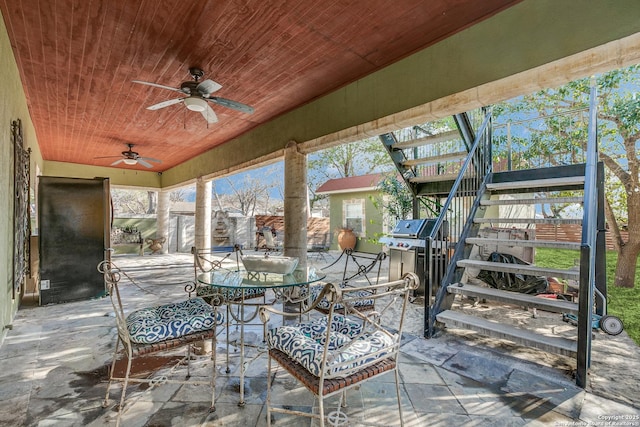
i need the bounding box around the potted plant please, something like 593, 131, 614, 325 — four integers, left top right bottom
336, 226, 356, 251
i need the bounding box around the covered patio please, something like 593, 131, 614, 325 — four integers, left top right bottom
2, 1, 640, 425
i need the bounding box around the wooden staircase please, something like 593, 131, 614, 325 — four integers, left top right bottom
435, 166, 586, 358
379, 111, 598, 363
380, 92, 603, 387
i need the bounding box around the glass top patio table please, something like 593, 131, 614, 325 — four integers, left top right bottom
196, 267, 326, 292
194, 266, 326, 406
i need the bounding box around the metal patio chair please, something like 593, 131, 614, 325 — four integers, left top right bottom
256, 226, 283, 252
260, 272, 419, 426
190, 246, 267, 374
307, 232, 332, 262
305, 249, 387, 315
98, 260, 223, 427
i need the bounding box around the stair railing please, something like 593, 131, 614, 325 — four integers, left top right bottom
424, 108, 493, 337
576, 81, 599, 388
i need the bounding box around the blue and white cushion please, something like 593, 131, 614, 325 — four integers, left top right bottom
196, 285, 266, 302
306, 285, 375, 311
126, 298, 222, 344
267, 314, 394, 377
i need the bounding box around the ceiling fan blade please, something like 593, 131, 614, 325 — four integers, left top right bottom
136, 158, 153, 168
132, 80, 183, 93
138, 156, 162, 164
146, 98, 185, 110
111, 159, 125, 166
94, 155, 122, 159
196, 79, 222, 96
208, 96, 254, 114
201, 104, 219, 124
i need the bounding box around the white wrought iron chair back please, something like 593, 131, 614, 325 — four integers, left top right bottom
98, 260, 220, 426
260, 272, 419, 427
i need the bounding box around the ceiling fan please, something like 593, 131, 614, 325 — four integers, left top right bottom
95, 144, 162, 168
132, 67, 254, 124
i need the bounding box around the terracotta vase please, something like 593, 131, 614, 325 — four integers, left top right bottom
337, 228, 356, 251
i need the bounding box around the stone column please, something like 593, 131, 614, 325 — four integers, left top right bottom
284, 141, 307, 268
195, 177, 212, 250
156, 189, 170, 254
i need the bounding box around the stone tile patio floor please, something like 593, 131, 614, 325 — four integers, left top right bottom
1, 251, 638, 426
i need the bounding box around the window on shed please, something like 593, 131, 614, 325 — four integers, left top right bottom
343, 199, 365, 235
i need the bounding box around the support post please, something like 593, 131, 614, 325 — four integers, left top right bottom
284, 141, 307, 269
156, 190, 170, 254
195, 178, 212, 250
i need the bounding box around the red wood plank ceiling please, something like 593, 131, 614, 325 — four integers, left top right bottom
1, 0, 519, 172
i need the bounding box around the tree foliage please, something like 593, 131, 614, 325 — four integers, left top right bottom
112, 189, 157, 215
494, 65, 640, 287
216, 166, 282, 216
371, 172, 414, 224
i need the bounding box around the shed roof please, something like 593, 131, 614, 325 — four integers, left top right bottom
316, 173, 384, 195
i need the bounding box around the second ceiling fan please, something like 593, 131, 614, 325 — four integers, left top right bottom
133, 67, 254, 124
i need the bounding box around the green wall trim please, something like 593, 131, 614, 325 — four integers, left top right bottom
43, 161, 162, 188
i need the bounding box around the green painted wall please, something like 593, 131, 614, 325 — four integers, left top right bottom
0, 11, 43, 341
328, 191, 384, 254
44, 161, 161, 189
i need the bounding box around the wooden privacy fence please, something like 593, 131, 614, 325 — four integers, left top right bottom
534, 223, 624, 251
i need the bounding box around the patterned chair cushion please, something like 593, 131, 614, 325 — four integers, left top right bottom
126, 297, 222, 344
306, 285, 375, 311
267, 314, 394, 377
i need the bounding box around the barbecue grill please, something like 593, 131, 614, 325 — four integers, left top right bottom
379, 219, 448, 296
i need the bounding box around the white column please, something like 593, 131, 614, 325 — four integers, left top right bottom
284, 141, 307, 268
156, 190, 170, 254
195, 177, 212, 250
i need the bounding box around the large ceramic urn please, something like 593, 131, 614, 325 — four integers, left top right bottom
337, 228, 356, 251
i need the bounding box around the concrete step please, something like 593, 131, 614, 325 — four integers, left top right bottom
481, 196, 583, 206
402, 151, 467, 167
393, 130, 460, 150
436, 310, 578, 357
474, 218, 583, 225
466, 237, 581, 250
447, 283, 578, 314
486, 176, 585, 191
456, 259, 580, 281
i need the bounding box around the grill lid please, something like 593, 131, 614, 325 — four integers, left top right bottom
390, 219, 427, 238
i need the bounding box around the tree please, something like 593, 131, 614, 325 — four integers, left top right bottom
219, 166, 281, 216
111, 188, 157, 215
170, 189, 187, 203
494, 65, 640, 288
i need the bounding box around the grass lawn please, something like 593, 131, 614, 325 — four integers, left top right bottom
536, 248, 640, 346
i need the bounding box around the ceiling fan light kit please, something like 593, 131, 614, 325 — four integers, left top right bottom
184, 96, 207, 112
94, 143, 162, 169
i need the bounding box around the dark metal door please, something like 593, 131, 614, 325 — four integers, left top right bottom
38, 177, 110, 305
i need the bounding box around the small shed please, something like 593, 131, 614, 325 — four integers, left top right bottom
316, 173, 387, 254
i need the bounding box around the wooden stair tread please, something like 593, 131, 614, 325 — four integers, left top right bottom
436, 310, 577, 357
487, 176, 585, 191
393, 130, 459, 150
456, 259, 579, 280
410, 173, 461, 184
481, 197, 583, 206
447, 283, 578, 314
466, 237, 581, 250
402, 151, 467, 167
474, 218, 583, 225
